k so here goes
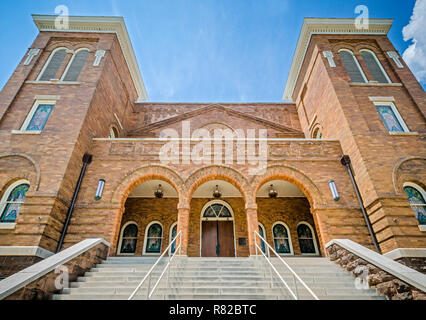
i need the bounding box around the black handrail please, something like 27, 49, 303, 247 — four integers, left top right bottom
341, 155, 381, 254
56, 153, 92, 253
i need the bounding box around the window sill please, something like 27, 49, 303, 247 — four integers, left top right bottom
419, 225, 426, 232
0, 223, 16, 230
11, 130, 41, 135
25, 80, 81, 85
350, 82, 403, 87
389, 131, 419, 136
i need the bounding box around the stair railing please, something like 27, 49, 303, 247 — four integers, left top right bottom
128, 231, 181, 300
254, 231, 319, 300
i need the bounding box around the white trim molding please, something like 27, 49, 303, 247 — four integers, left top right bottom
0, 246, 54, 259
325, 239, 426, 293
143, 221, 163, 256
384, 248, 426, 260
322, 51, 336, 67
283, 18, 393, 101
24, 49, 40, 66
19, 99, 57, 133
94, 50, 106, 67
372, 100, 410, 133
387, 51, 403, 68
32, 15, 148, 101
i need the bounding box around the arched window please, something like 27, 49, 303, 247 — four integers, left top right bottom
118, 222, 138, 255
272, 222, 293, 255
169, 222, 177, 254
62, 49, 89, 82
259, 223, 267, 254
360, 50, 391, 84
403, 183, 426, 226
0, 180, 30, 223
338, 49, 367, 83
297, 222, 319, 255
109, 126, 119, 138
202, 202, 233, 219
144, 222, 163, 255
38, 48, 67, 81
312, 126, 322, 139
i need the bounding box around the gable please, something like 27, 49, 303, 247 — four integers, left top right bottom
129, 104, 304, 138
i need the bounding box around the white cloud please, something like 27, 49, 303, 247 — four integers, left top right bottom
402, 0, 426, 82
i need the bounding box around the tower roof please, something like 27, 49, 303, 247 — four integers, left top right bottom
32, 14, 148, 101
282, 18, 394, 102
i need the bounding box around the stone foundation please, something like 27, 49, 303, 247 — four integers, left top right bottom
4, 243, 108, 300
0, 256, 43, 279
395, 257, 426, 274
327, 244, 426, 300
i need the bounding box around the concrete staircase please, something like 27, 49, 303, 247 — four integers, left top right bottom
52, 256, 386, 300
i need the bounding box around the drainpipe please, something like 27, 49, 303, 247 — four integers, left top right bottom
340, 155, 381, 254
56, 153, 93, 253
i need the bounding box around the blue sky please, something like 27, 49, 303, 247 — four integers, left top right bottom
0, 0, 423, 102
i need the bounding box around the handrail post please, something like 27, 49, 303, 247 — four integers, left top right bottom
147, 273, 151, 299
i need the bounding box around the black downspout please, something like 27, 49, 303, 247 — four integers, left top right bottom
56, 153, 93, 253
341, 155, 382, 254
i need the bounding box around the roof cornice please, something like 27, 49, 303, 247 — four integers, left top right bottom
32, 14, 148, 101
282, 18, 394, 101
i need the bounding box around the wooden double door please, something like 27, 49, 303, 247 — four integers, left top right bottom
201, 221, 235, 257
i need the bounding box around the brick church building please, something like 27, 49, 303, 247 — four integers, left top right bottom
0, 15, 425, 299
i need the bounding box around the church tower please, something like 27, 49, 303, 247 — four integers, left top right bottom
284, 18, 426, 253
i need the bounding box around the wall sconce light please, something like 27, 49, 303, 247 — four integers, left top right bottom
268, 184, 278, 198
154, 184, 164, 198
213, 185, 222, 198
95, 179, 105, 200
328, 180, 340, 201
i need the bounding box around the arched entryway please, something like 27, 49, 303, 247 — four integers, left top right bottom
200, 199, 236, 257
115, 179, 179, 256
255, 179, 322, 256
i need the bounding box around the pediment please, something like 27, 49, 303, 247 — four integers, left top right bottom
129, 104, 303, 138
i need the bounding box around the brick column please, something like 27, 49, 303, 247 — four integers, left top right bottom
177, 205, 190, 256
246, 204, 260, 256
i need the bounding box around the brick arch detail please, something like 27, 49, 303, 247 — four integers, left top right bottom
0, 153, 41, 191
251, 165, 326, 209
184, 165, 254, 208
110, 165, 185, 206
392, 156, 426, 194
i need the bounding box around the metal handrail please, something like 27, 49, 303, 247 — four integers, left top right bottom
254, 231, 319, 300
128, 231, 181, 300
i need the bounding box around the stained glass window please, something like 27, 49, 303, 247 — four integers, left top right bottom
120, 223, 138, 254
146, 223, 162, 253
404, 186, 426, 225
376, 105, 404, 132
273, 224, 291, 254
203, 203, 232, 218
298, 224, 316, 254
259, 224, 266, 254
170, 224, 177, 254
0, 183, 29, 223
26, 104, 54, 131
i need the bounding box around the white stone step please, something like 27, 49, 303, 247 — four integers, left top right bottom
51, 256, 385, 300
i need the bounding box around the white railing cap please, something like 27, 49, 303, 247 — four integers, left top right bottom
0, 238, 110, 300
326, 239, 426, 292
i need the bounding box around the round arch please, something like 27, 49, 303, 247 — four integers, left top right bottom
184, 165, 254, 207
0, 153, 40, 190
392, 157, 426, 194
111, 165, 185, 206
251, 165, 326, 209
